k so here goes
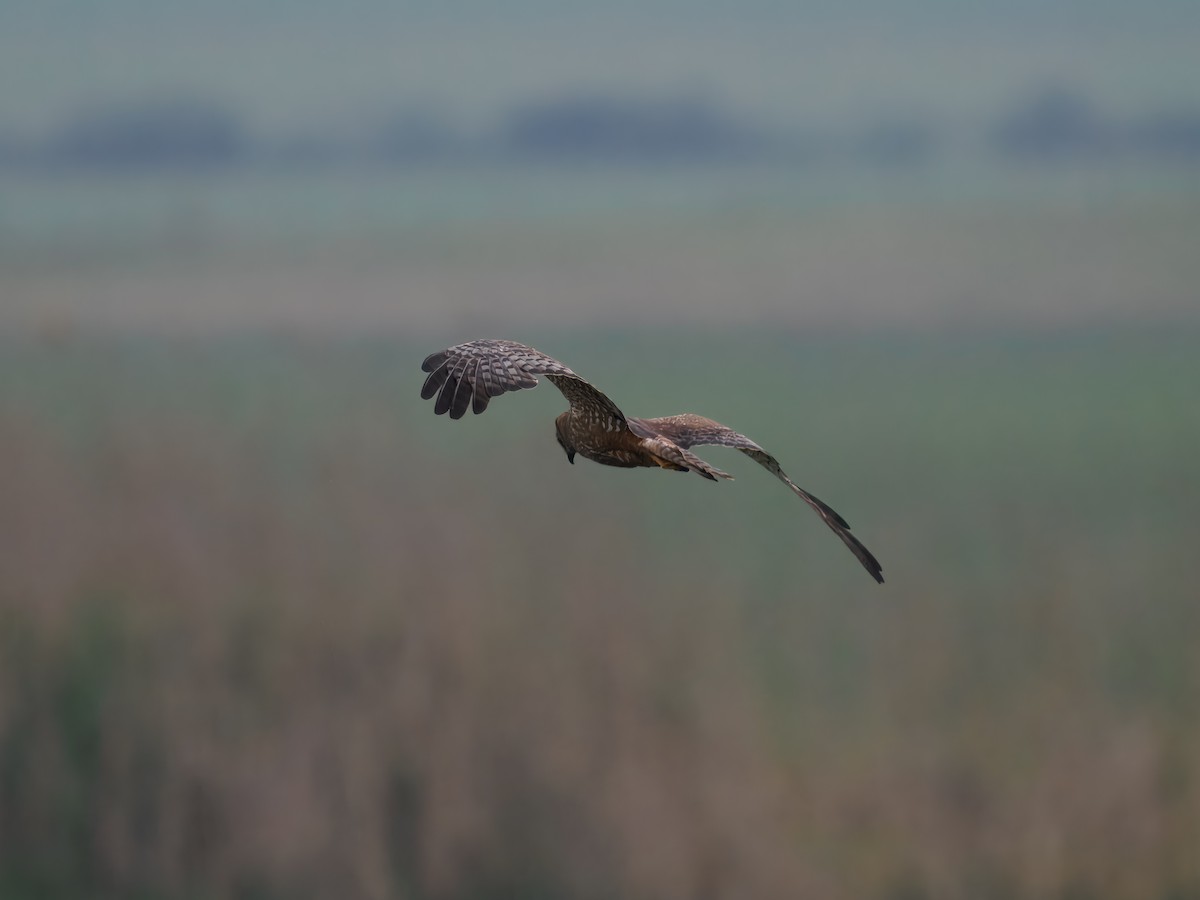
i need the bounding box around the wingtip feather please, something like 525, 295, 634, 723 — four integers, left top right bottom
433, 376, 456, 415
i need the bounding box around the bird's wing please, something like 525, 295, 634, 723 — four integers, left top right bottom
420, 339, 627, 423
631, 414, 884, 583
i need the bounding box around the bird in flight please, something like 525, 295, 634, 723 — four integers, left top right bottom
420, 339, 883, 583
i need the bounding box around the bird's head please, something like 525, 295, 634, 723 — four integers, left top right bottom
554, 412, 576, 464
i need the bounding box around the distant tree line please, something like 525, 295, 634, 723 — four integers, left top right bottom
2, 86, 1198, 171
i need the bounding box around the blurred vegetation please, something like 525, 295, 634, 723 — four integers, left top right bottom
1, 329, 1198, 899
3, 85, 1199, 170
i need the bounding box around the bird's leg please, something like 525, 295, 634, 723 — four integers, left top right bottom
650, 454, 689, 472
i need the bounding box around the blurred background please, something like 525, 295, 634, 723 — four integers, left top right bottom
2, 2, 1199, 898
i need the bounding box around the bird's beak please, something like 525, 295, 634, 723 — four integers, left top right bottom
567, 449, 576, 464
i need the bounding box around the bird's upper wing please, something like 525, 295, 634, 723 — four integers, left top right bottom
420, 339, 627, 424
630, 414, 884, 583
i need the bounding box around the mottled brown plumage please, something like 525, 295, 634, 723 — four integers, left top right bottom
421, 339, 883, 583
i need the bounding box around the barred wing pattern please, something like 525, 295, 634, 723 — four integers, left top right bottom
420, 339, 625, 424
630, 414, 884, 583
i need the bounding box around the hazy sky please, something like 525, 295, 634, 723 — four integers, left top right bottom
4, 0, 1199, 134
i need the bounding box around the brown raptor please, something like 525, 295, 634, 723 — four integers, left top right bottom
420, 339, 883, 583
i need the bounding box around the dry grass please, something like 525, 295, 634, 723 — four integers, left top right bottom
1, 334, 1198, 899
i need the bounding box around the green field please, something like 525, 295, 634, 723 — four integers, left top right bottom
2, 328, 1197, 899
